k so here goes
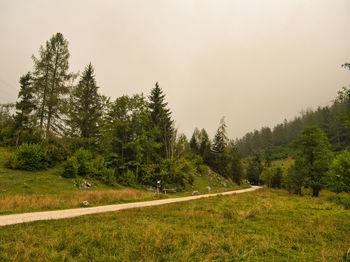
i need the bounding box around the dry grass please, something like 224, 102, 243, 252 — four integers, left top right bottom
0, 189, 349, 261
0, 189, 154, 214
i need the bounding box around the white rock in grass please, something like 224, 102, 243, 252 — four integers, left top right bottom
80, 201, 89, 207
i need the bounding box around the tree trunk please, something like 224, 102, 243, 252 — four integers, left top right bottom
312, 187, 320, 197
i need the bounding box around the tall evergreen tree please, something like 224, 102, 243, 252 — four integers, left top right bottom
148, 82, 174, 159
212, 117, 228, 153
32, 32, 74, 138
68, 63, 102, 141
189, 128, 200, 154
14, 72, 36, 130
246, 151, 264, 185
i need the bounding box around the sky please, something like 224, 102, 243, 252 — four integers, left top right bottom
0, 0, 349, 140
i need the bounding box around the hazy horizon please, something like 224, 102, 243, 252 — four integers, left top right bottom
1, 0, 349, 140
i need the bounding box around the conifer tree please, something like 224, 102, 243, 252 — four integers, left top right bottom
212, 117, 228, 153
14, 72, 36, 130
68, 63, 102, 141
31, 32, 74, 138
148, 82, 174, 159
189, 128, 200, 153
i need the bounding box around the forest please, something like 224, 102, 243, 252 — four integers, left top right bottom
0, 33, 349, 200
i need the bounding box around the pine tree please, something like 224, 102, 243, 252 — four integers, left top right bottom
32, 32, 74, 138
14, 72, 36, 130
199, 128, 212, 165
212, 117, 228, 153
148, 82, 174, 159
189, 128, 200, 153
68, 63, 102, 141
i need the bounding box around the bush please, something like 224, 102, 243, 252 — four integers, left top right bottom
101, 168, 116, 185
117, 169, 136, 186
328, 150, 350, 193
13, 143, 46, 171
43, 143, 67, 167
62, 156, 79, 178
339, 195, 350, 209
74, 148, 93, 176
4, 152, 22, 169
326, 194, 350, 209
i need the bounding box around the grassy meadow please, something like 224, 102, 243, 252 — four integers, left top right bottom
0, 147, 245, 214
0, 189, 349, 261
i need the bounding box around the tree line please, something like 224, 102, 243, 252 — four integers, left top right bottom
0, 32, 243, 189
0, 32, 349, 199
235, 77, 350, 159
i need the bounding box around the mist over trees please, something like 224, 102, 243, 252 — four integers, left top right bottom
0, 32, 350, 197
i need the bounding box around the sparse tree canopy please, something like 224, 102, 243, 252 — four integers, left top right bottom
32, 32, 75, 138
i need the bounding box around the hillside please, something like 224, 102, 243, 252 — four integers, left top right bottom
0, 147, 245, 214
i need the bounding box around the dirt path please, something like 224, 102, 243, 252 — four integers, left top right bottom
0, 186, 261, 226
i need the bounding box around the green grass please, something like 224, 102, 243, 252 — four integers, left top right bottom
0, 147, 246, 214
0, 189, 349, 261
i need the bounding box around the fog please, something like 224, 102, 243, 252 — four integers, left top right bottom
0, 0, 349, 139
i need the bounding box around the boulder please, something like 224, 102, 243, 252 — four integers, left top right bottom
80, 201, 89, 207
80, 180, 92, 189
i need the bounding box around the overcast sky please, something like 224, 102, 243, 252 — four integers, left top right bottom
0, 0, 349, 139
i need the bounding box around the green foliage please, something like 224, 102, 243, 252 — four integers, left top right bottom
148, 82, 175, 159
14, 72, 36, 132
260, 168, 274, 188
0, 190, 349, 261
261, 167, 283, 188
12, 143, 46, 171
272, 167, 283, 188
117, 169, 136, 186
291, 126, 333, 197
67, 63, 102, 141
328, 150, 350, 193
212, 117, 228, 154
246, 151, 264, 185
327, 193, 350, 209
284, 162, 305, 195
62, 156, 79, 178
44, 143, 67, 167
32, 32, 75, 136
62, 148, 108, 179
74, 148, 93, 176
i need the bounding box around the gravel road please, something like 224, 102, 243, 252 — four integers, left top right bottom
0, 186, 261, 226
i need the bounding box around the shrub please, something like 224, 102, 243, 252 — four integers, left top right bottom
102, 168, 116, 185
328, 150, 350, 193
14, 143, 46, 171
4, 152, 22, 169
117, 169, 136, 186
74, 148, 93, 176
261, 168, 274, 188
43, 143, 67, 167
62, 156, 79, 178
326, 193, 350, 210
339, 195, 350, 209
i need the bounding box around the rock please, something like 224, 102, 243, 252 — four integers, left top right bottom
192, 191, 199, 195
220, 182, 227, 187
80, 201, 89, 207
80, 180, 92, 189
205, 186, 211, 192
